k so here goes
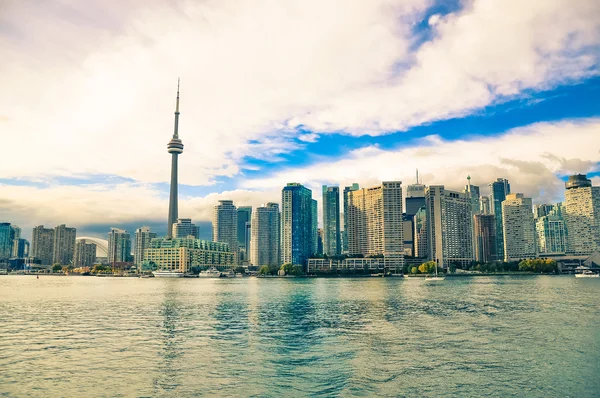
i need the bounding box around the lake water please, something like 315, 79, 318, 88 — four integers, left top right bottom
0, 275, 599, 397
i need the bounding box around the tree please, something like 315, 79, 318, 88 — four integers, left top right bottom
258, 265, 270, 275
280, 263, 294, 275
418, 261, 436, 274
519, 258, 557, 273
410, 266, 418, 275
52, 264, 62, 273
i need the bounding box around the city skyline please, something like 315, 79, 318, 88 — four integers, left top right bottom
1, 1, 599, 242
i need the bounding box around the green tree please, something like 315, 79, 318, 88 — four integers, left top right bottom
258, 265, 270, 275
280, 263, 294, 275
410, 266, 418, 275
52, 264, 62, 273
418, 261, 436, 274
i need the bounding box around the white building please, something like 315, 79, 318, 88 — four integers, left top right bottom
563, 174, 600, 256
135, 227, 156, 267
250, 203, 280, 267
502, 193, 536, 262
74, 239, 96, 267
52, 224, 76, 265
213, 200, 238, 264
107, 228, 132, 264
172, 218, 199, 239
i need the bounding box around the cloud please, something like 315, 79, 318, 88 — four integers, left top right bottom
0, 0, 598, 187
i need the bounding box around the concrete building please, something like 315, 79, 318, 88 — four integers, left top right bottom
144, 238, 234, 272
413, 207, 428, 258
534, 204, 555, 219
11, 225, 21, 240
135, 227, 156, 268
426, 186, 473, 268
213, 200, 238, 264
237, 206, 252, 263
172, 218, 199, 239
322, 186, 341, 256
342, 183, 360, 253
167, 80, 184, 239
536, 213, 567, 255
346, 181, 404, 272
74, 239, 96, 268
108, 228, 132, 265
250, 203, 280, 267
11, 238, 29, 259
563, 174, 600, 256
281, 183, 316, 267
473, 214, 497, 263
31, 225, 54, 265
405, 172, 426, 217
52, 224, 76, 265
0, 223, 14, 261
489, 178, 511, 260
479, 196, 491, 215
502, 193, 536, 262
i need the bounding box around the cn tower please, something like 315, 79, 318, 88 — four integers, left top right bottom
167, 79, 184, 239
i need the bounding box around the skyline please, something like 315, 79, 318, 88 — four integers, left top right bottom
1, 0, 599, 241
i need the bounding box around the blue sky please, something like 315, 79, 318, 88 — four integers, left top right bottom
0, 0, 599, 240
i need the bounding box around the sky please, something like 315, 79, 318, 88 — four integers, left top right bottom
1, 0, 599, 241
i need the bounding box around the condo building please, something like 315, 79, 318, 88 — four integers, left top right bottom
489, 178, 511, 260
213, 200, 238, 264
473, 214, 497, 263
172, 218, 199, 239
74, 239, 97, 268
322, 186, 341, 256
281, 183, 316, 266
413, 207, 428, 258
31, 225, 55, 265
342, 183, 360, 253
502, 193, 536, 262
250, 203, 280, 267
563, 174, 600, 256
144, 238, 234, 273
108, 228, 132, 264
52, 224, 76, 265
135, 227, 156, 267
237, 206, 252, 263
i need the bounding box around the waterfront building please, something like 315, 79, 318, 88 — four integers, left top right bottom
502, 193, 536, 262
11, 238, 29, 259
213, 200, 238, 264
167, 80, 184, 239
536, 209, 567, 255
413, 207, 428, 258
489, 178, 511, 260
425, 186, 473, 268
281, 183, 316, 267
74, 239, 96, 267
172, 218, 199, 239
480, 196, 491, 215
52, 224, 76, 265
342, 183, 360, 253
250, 203, 280, 267
322, 185, 341, 256
237, 206, 252, 262
135, 227, 156, 268
31, 225, 55, 265
473, 214, 497, 263
144, 238, 234, 272
346, 181, 404, 272
0, 223, 14, 261
107, 228, 132, 265
563, 174, 600, 256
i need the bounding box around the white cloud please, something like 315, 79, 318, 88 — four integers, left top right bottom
0, 0, 598, 187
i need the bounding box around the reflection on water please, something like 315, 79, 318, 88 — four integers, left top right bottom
0, 275, 599, 397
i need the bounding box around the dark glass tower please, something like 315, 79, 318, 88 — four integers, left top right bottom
489, 178, 510, 260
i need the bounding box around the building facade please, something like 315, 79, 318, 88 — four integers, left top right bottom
0, 223, 14, 261
536, 214, 567, 255
413, 207, 428, 258
107, 228, 132, 264
322, 186, 341, 256
473, 214, 497, 263
144, 238, 234, 272
250, 203, 280, 267
563, 174, 600, 256
237, 206, 252, 263
342, 183, 360, 253
172, 218, 199, 239
74, 239, 96, 267
489, 178, 511, 260
31, 225, 55, 265
502, 193, 536, 262
11, 238, 29, 259
213, 200, 238, 264
135, 227, 156, 268
281, 183, 316, 267
52, 224, 76, 265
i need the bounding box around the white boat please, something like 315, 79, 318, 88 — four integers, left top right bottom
575, 270, 599, 278
152, 270, 184, 278
199, 267, 222, 278
425, 264, 445, 282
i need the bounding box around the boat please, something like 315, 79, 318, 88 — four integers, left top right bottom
425, 264, 445, 282
199, 267, 222, 278
152, 270, 184, 278
575, 270, 599, 278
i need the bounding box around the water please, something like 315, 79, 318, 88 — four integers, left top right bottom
1, 275, 599, 397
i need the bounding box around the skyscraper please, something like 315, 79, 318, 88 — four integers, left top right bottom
563, 174, 600, 255
0, 223, 13, 261
413, 207, 428, 258
167, 80, 184, 239
502, 193, 536, 262
281, 183, 315, 267
213, 200, 238, 264
479, 196, 491, 215
322, 186, 341, 256
405, 171, 426, 217
342, 183, 359, 253
489, 178, 511, 260
534, 204, 554, 219
237, 206, 252, 262
135, 227, 156, 268
346, 182, 404, 272
426, 186, 473, 268
311, 199, 318, 256
250, 203, 280, 267
108, 228, 132, 265
74, 239, 96, 268
52, 224, 76, 265
473, 214, 497, 263
536, 206, 567, 255
12, 239, 29, 258
31, 225, 54, 265
172, 218, 199, 239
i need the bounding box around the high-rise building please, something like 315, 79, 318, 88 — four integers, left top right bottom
426, 186, 473, 268
172, 218, 199, 239
281, 183, 315, 267
237, 206, 252, 262
489, 178, 511, 260
479, 196, 491, 215
213, 200, 238, 264
74, 239, 96, 268
502, 193, 536, 262
250, 203, 280, 267
0, 223, 14, 260
11, 239, 29, 258
52, 224, 76, 265
342, 183, 360, 253
563, 174, 600, 256
536, 208, 567, 255
11, 225, 21, 240
31, 225, 54, 265
534, 204, 554, 219
135, 227, 157, 268
346, 182, 404, 272
108, 228, 132, 264
311, 199, 318, 256
167, 80, 184, 239
322, 186, 341, 256
413, 207, 428, 258
464, 176, 481, 215
405, 172, 426, 217
473, 214, 497, 263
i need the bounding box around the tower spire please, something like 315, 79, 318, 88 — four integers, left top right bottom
173, 78, 180, 139
416, 169, 419, 184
